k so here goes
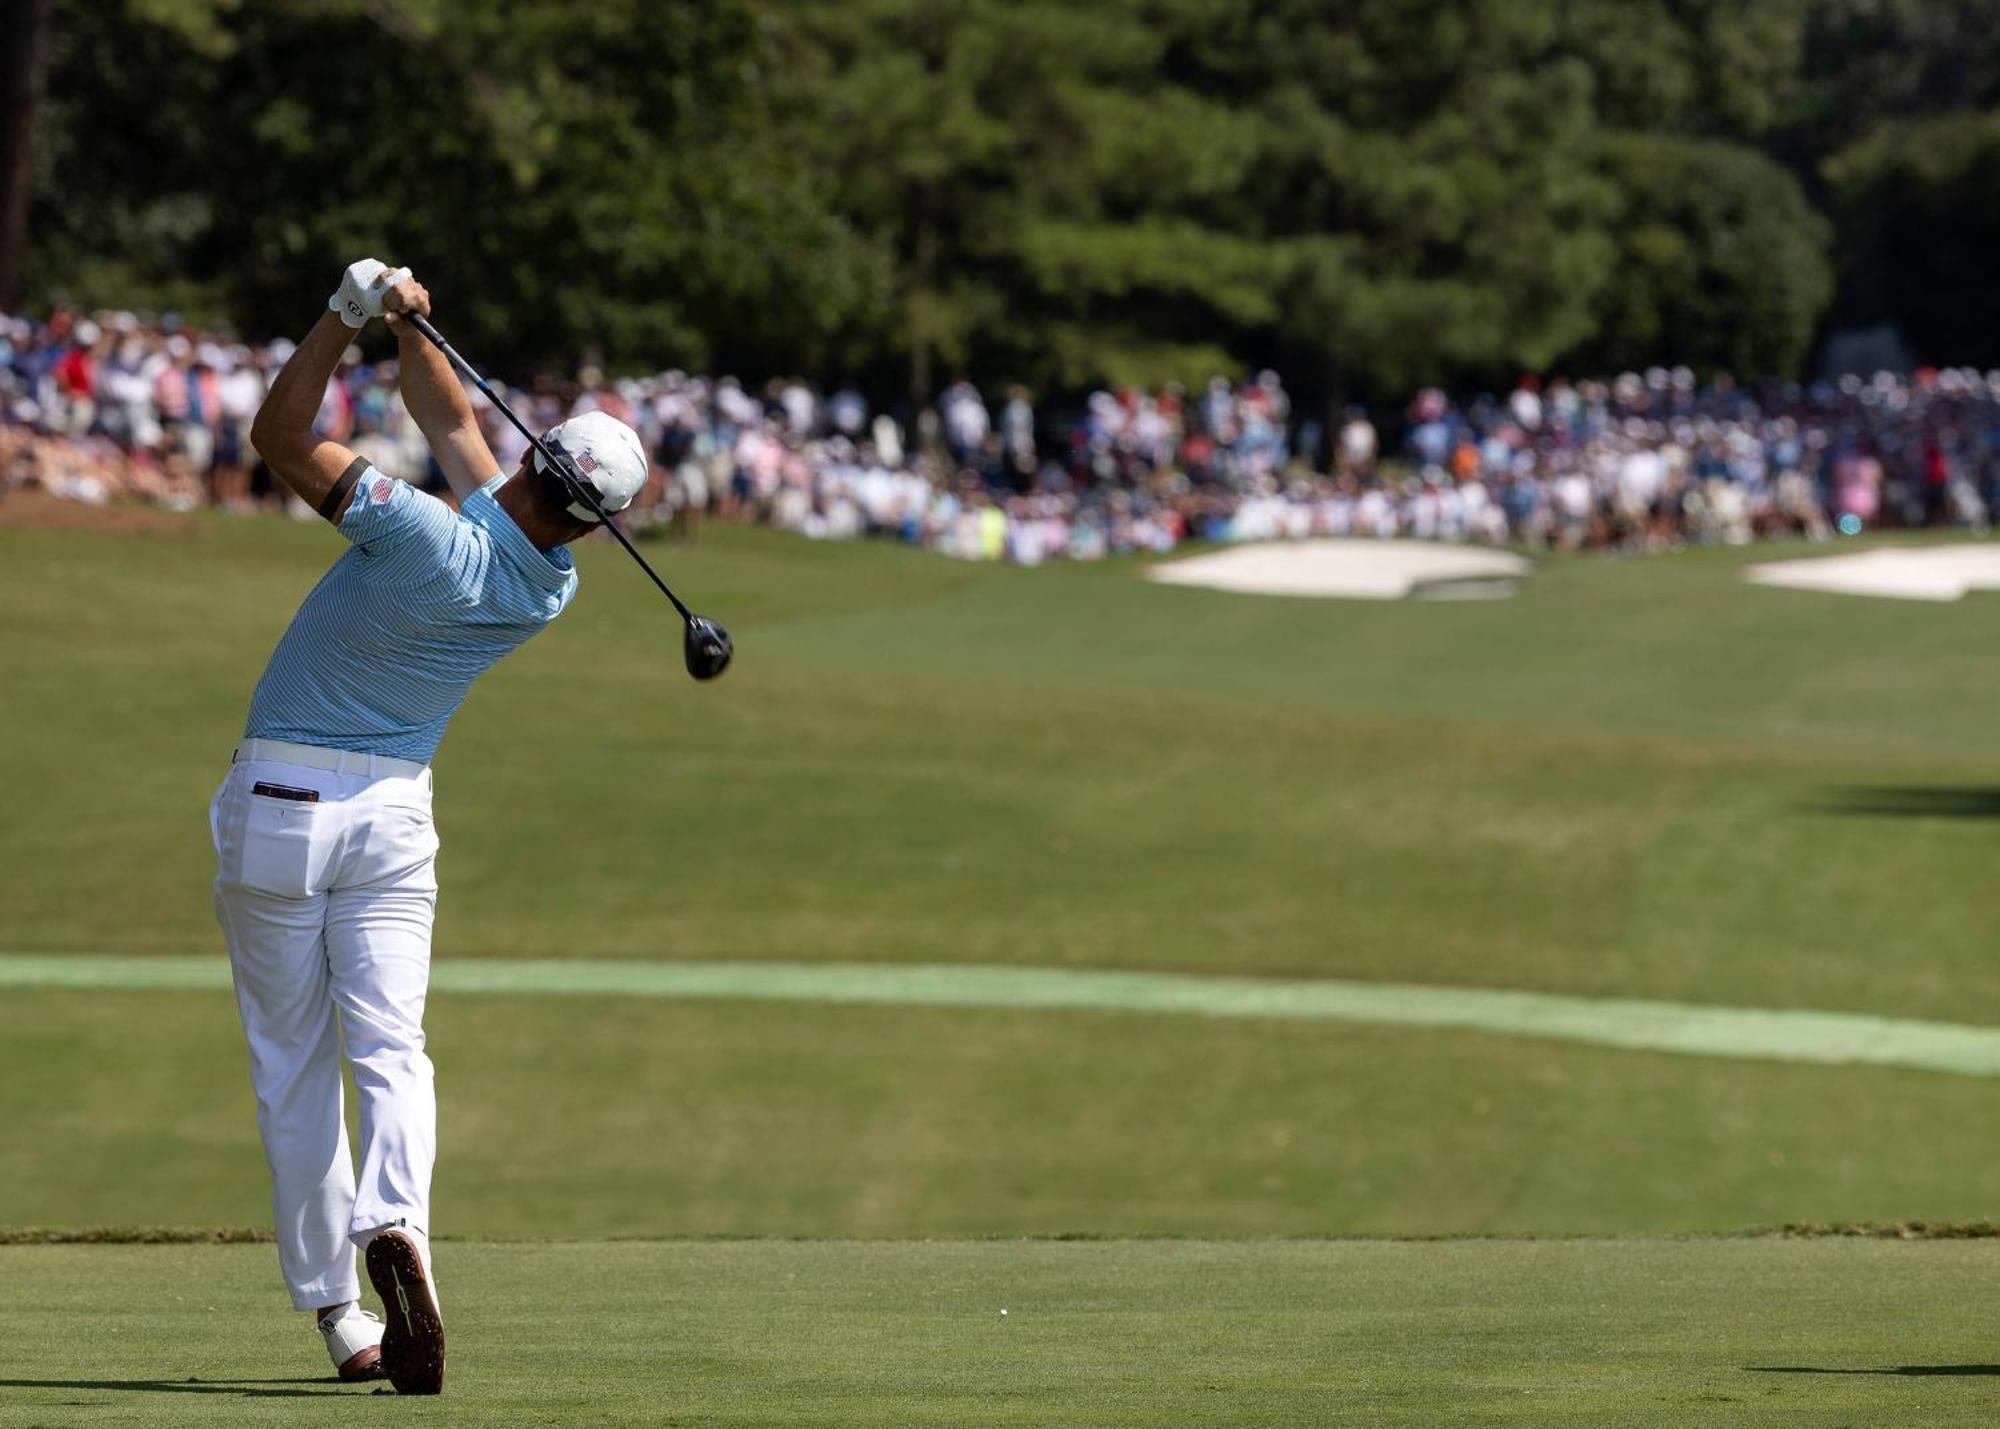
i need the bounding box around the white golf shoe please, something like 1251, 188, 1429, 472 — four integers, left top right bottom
317, 1303, 385, 1382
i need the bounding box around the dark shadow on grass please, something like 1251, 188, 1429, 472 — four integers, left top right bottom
1807, 787, 2000, 820
0, 1376, 357, 1398
1748, 1365, 2000, 1377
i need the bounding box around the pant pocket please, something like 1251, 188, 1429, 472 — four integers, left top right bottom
366, 802, 441, 892
236, 791, 331, 899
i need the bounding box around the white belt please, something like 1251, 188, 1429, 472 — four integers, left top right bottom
233, 737, 429, 781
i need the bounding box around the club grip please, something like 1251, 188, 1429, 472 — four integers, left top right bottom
404, 313, 470, 379
405, 313, 445, 348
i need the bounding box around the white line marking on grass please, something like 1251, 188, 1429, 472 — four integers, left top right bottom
8, 954, 2000, 1079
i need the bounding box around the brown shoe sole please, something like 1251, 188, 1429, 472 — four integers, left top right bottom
336, 1344, 384, 1382
366, 1232, 445, 1395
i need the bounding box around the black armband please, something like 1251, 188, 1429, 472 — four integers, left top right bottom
319, 456, 369, 522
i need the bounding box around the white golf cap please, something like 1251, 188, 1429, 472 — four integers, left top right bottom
539, 410, 648, 521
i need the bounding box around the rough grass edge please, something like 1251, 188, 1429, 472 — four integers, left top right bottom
1743, 1220, 2000, 1240
10, 1222, 2000, 1246
0, 1226, 275, 1245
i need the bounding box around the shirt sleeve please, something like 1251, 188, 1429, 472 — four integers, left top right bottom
337, 468, 469, 580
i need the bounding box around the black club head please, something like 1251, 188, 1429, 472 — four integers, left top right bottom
683, 616, 733, 681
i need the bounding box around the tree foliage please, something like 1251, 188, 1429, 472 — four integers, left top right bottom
1581, 133, 1832, 376
19, 0, 2000, 399
1825, 110, 2000, 365
32, 0, 885, 375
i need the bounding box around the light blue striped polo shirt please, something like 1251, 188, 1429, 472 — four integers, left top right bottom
244, 467, 577, 764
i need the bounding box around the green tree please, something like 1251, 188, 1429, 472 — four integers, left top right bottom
786, 0, 1612, 399
1778, 0, 2000, 159
784, 0, 1837, 404
1824, 109, 2000, 365
780, 0, 1262, 398
29, 0, 886, 375
26, 0, 1866, 399
1232, 0, 1623, 397
1577, 133, 1831, 376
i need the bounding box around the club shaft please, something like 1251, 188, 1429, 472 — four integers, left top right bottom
404, 313, 694, 623
579, 490, 693, 621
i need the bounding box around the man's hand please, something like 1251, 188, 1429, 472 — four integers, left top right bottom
328, 259, 412, 329
382, 273, 432, 326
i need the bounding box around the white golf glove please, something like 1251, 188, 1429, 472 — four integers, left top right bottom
328, 259, 411, 328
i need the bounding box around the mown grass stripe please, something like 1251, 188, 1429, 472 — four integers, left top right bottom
8, 954, 2000, 1079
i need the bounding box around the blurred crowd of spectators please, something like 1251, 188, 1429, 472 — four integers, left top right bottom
8, 305, 2000, 559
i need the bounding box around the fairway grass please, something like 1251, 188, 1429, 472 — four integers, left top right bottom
8, 988, 2000, 1238
7, 522, 2000, 1015
3, 1239, 1999, 1426
9, 520, 2000, 1238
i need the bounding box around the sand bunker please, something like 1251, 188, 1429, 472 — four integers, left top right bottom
1746, 544, 2000, 602
1148, 540, 1531, 601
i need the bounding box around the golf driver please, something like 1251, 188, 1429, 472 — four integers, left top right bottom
404, 312, 732, 681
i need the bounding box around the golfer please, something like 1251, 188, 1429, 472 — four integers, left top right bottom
212, 260, 646, 1394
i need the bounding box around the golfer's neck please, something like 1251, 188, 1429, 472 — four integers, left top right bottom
495, 480, 572, 552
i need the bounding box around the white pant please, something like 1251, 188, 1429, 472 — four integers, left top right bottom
210, 751, 440, 1310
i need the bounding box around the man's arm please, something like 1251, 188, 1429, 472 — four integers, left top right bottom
249, 311, 367, 523
386, 282, 501, 504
